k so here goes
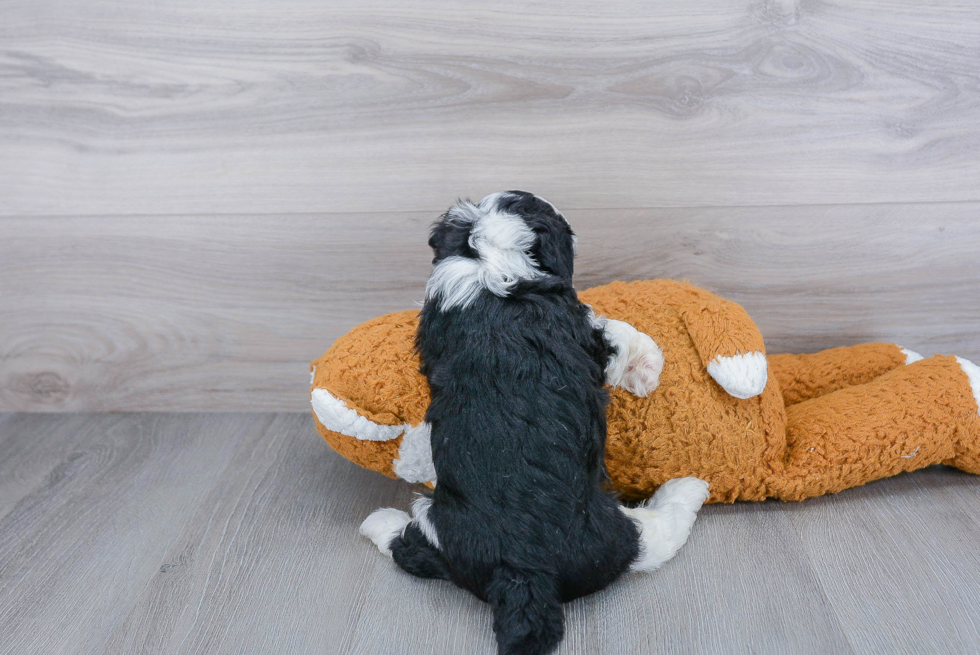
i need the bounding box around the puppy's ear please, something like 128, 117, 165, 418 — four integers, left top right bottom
498, 192, 575, 281
529, 219, 575, 281
428, 204, 477, 263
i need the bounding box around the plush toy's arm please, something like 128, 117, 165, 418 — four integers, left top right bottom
677, 293, 767, 399
588, 310, 664, 397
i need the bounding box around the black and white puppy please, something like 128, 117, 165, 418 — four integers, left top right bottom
360, 191, 709, 655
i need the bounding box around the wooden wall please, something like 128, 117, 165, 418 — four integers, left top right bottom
2, 0, 979, 411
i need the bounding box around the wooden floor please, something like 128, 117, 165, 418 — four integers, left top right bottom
2, 413, 979, 654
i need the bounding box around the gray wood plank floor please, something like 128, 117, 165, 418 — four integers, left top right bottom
2, 412, 979, 654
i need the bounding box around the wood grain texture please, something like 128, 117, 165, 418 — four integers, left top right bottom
579, 502, 854, 655
784, 468, 980, 653
0, 413, 81, 520
1, 412, 979, 654
1, 0, 980, 215
104, 413, 372, 654
0, 413, 275, 655
2, 203, 978, 412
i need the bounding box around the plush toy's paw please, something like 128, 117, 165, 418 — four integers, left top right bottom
706, 352, 768, 399
311, 387, 408, 441
955, 356, 980, 417
602, 319, 664, 397
359, 508, 411, 558
621, 477, 709, 573
899, 347, 924, 364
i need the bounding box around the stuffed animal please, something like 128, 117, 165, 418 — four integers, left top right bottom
311, 279, 980, 503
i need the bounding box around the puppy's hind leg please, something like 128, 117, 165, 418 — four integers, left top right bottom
390, 523, 450, 580
359, 497, 450, 580
620, 477, 710, 572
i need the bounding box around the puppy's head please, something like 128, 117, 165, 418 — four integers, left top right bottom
426, 191, 575, 311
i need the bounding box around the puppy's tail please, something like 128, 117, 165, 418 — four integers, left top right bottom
487, 565, 564, 655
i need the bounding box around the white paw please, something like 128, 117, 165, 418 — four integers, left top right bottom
620, 335, 664, 397
955, 356, 980, 417
359, 508, 411, 558
622, 477, 710, 573
899, 347, 924, 364
603, 320, 664, 397
649, 477, 711, 510
706, 352, 768, 399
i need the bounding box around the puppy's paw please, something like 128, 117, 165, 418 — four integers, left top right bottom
649, 477, 711, 513
359, 507, 411, 558
619, 332, 664, 398
623, 477, 710, 573
706, 352, 767, 399
603, 320, 663, 397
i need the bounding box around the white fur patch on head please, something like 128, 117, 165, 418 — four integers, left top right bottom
424, 256, 485, 313
425, 192, 545, 311
899, 347, 925, 364
955, 356, 980, 417
622, 477, 709, 573
359, 508, 412, 558
394, 422, 437, 484
706, 352, 768, 399
468, 201, 540, 294
411, 495, 440, 549
310, 388, 408, 441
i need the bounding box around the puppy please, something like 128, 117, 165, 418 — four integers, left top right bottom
360, 191, 709, 655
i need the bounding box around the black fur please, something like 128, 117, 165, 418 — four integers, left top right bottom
394, 191, 641, 655
390, 523, 450, 580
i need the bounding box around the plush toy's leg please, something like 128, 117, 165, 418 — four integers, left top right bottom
949, 356, 980, 474
769, 342, 921, 407
767, 355, 980, 501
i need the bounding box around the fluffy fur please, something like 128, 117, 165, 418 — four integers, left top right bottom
590, 311, 665, 397
363, 191, 707, 655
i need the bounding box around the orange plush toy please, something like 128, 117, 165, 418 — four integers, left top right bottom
310, 279, 980, 503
